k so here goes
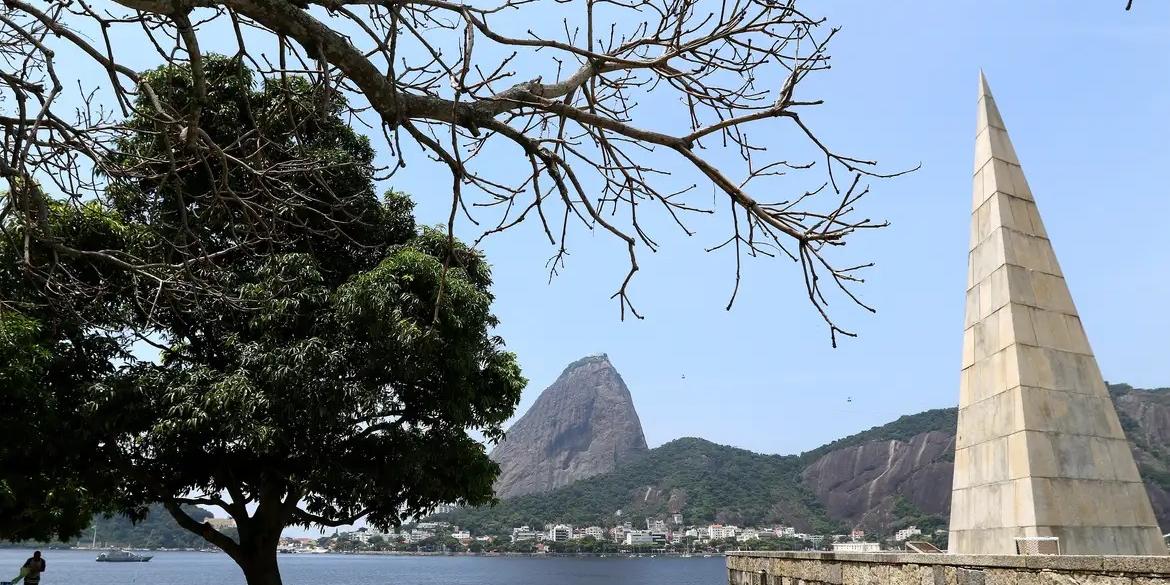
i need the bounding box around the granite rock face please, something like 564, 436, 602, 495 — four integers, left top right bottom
801, 387, 1170, 535
802, 430, 955, 531
1114, 386, 1170, 531
490, 354, 648, 500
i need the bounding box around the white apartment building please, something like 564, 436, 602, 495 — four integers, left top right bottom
736, 529, 760, 542
894, 526, 922, 542
547, 524, 572, 542
403, 529, 433, 543
511, 526, 539, 542
584, 526, 606, 540
708, 524, 740, 540
624, 530, 667, 545
832, 541, 880, 553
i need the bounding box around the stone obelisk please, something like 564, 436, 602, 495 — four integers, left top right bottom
948, 72, 1166, 555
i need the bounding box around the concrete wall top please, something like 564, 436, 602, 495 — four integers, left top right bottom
725, 550, 1170, 574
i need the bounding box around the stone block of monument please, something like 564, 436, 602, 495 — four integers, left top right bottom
948, 72, 1167, 555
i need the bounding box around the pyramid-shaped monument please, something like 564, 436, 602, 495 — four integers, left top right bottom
948, 73, 1166, 555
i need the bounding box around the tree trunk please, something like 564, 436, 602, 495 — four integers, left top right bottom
239, 548, 283, 585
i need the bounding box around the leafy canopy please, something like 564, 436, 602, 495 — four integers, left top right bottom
1, 57, 525, 580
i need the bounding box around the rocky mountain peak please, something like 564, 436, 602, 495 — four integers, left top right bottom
489, 353, 648, 499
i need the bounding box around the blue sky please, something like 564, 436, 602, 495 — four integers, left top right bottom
52, 1, 1170, 459
388, 0, 1170, 456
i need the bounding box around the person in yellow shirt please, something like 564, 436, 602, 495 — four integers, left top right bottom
18, 552, 46, 585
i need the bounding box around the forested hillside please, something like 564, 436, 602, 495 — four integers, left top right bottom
442, 384, 1170, 537
87, 505, 230, 549
439, 437, 837, 535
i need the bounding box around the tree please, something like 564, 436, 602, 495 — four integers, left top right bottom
0, 0, 908, 344
0, 196, 133, 542
1, 60, 524, 585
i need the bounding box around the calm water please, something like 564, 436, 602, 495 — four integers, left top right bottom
0, 549, 725, 585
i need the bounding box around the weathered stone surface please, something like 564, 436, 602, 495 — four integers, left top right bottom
490, 354, 647, 499
949, 72, 1166, 555
727, 552, 1170, 585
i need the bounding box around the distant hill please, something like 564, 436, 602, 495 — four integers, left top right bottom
442, 383, 1170, 537
85, 505, 231, 549
441, 437, 837, 535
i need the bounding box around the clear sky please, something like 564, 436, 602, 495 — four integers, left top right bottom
48, 1, 1170, 461
389, 0, 1170, 456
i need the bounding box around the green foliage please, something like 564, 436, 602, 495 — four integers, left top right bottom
888, 496, 945, 535
439, 437, 839, 535
90, 505, 235, 549
798, 408, 958, 465
0, 58, 525, 585
0, 216, 128, 542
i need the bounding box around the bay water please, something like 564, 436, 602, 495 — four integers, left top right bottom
0, 549, 725, 585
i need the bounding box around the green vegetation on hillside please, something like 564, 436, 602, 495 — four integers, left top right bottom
798, 408, 958, 465
439, 383, 1170, 539
438, 437, 839, 535
88, 505, 234, 549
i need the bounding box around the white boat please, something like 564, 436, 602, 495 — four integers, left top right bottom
96, 549, 153, 562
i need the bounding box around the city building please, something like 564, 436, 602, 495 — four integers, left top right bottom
709, 524, 739, 540
547, 524, 572, 542
404, 529, 433, 543
584, 526, 606, 540
737, 529, 760, 542
511, 526, 539, 542
894, 526, 922, 542
451, 530, 471, 543
625, 530, 668, 546
832, 541, 880, 553
849, 530, 865, 542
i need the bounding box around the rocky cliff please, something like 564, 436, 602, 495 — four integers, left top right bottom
801, 430, 954, 531
800, 385, 1170, 534
489, 354, 648, 499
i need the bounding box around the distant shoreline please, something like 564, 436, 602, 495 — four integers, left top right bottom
342, 551, 724, 558
1, 547, 725, 559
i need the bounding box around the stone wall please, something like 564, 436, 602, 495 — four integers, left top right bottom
727, 551, 1170, 585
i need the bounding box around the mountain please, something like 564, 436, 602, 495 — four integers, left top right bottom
448, 383, 1170, 537
489, 354, 648, 499
81, 505, 231, 549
